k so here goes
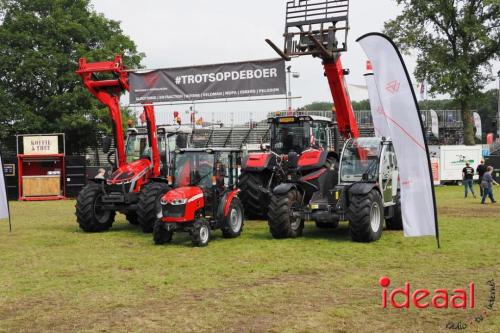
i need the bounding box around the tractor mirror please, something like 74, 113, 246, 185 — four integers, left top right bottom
102, 136, 112, 154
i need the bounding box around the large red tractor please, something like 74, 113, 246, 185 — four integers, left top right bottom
154, 148, 244, 247
75, 56, 188, 233
238, 113, 341, 219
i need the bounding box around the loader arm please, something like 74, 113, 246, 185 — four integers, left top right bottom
76, 56, 129, 168
76, 56, 161, 175
324, 56, 360, 140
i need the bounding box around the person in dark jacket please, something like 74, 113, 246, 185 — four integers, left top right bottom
476, 159, 487, 196
481, 166, 498, 204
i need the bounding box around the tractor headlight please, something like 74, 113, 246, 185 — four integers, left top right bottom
171, 198, 187, 205
160, 198, 169, 205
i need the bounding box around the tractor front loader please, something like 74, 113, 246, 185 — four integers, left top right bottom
75, 56, 183, 233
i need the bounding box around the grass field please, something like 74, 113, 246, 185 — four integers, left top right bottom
0, 186, 499, 332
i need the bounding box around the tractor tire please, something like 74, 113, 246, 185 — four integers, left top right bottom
191, 220, 211, 247
137, 182, 170, 233
238, 171, 270, 220
386, 199, 403, 230
221, 198, 244, 238
153, 220, 173, 245
315, 221, 339, 229
347, 189, 384, 242
125, 212, 139, 225
267, 189, 304, 239
75, 183, 115, 232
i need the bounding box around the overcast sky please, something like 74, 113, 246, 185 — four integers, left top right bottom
90, 0, 499, 124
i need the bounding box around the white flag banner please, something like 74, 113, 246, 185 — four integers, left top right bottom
0, 153, 10, 220
430, 109, 439, 139
473, 112, 482, 141
365, 73, 390, 138
357, 33, 439, 240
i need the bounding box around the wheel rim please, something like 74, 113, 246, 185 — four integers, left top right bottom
370, 202, 381, 232
229, 207, 242, 232
93, 194, 111, 224
290, 202, 301, 230
199, 225, 209, 243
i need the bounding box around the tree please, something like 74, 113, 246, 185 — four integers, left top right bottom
384, 0, 499, 145
300, 100, 370, 111
0, 0, 144, 154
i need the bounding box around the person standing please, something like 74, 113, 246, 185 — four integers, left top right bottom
481, 166, 498, 204
462, 162, 476, 198
476, 159, 487, 196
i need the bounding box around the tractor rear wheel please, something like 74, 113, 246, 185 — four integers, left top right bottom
238, 171, 270, 220
221, 198, 244, 238
347, 189, 384, 242
137, 182, 170, 233
153, 220, 173, 245
267, 189, 304, 239
191, 220, 211, 247
75, 183, 115, 232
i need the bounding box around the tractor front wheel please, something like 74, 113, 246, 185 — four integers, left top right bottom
347, 189, 384, 242
137, 182, 170, 233
191, 220, 211, 247
153, 220, 173, 245
75, 183, 115, 232
221, 198, 244, 238
386, 196, 403, 230
267, 189, 304, 239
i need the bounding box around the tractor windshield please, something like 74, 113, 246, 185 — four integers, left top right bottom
340, 138, 381, 183
125, 133, 166, 163
173, 152, 214, 189
271, 120, 309, 155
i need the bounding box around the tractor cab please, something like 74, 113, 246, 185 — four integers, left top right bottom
268, 114, 335, 155
339, 137, 399, 204
156, 148, 244, 247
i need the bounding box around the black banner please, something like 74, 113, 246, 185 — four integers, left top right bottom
129, 59, 286, 104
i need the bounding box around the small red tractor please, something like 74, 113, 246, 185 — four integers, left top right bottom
154, 148, 244, 247
75, 56, 189, 233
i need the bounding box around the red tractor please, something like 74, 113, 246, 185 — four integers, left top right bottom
238, 113, 341, 219
154, 148, 244, 247
75, 56, 188, 233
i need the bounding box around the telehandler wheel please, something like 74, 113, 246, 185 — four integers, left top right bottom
222, 198, 244, 238
386, 197, 403, 230
125, 212, 139, 225
137, 182, 170, 233
268, 189, 304, 239
191, 220, 211, 247
153, 220, 173, 245
238, 171, 270, 220
75, 182, 115, 232
347, 189, 384, 242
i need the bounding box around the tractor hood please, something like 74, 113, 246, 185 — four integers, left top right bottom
107, 159, 152, 185
161, 186, 204, 204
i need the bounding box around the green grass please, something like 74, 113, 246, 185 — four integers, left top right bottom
0, 186, 499, 332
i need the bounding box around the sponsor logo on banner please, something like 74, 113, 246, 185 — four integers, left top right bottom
385, 80, 401, 94
23, 136, 59, 155
129, 59, 286, 104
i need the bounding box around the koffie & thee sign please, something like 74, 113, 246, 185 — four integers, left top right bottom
129, 59, 286, 104
23, 136, 59, 155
